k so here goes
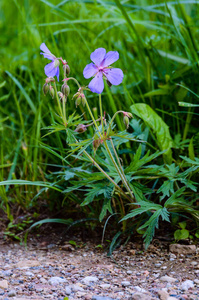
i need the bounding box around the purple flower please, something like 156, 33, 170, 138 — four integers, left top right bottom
40, 43, 60, 81
83, 48, 123, 94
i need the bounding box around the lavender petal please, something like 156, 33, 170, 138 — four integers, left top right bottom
40, 52, 54, 60
104, 68, 123, 86
101, 51, 119, 67
88, 72, 104, 94
40, 43, 52, 54
55, 66, 59, 81
44, 61, 57, 78
83, 63, 98, 79
90, 48, 106, 66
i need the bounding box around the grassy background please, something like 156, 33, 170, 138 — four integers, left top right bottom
0, 0, 199, 242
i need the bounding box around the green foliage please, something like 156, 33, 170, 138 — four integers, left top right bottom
1, 0, 199, 249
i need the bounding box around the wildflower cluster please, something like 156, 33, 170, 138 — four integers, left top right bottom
40, 42, 134, 205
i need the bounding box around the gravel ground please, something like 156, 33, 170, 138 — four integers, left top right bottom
0, 240, 198, 300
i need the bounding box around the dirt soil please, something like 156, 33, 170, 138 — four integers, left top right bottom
0, 226, 198, 300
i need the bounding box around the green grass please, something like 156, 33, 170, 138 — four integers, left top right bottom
0, 0, 199, 245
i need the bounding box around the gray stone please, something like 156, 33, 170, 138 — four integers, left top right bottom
194, 279, 199, 284
169, 244, 196, 255
0, 280, 8, 289
158, 290, 169, 300
82, 276, 99, 284
181, 279, 194, 290
71, 284, 84, 292
160, 276, 177, 283
65, 286, 72, 295
131, 293, 152, 300
134, 286, 147, 293
7, 290, 16, 297
92, 297, 115, 300
48, 276, 67, 285
121, 280, 131, 287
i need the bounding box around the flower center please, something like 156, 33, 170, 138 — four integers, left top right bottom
54, 59, 60, 68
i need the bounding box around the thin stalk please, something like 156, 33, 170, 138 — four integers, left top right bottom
53, 82, 64, 120
104, 140, 134, 202
83, 150, 133, 203
67, 77, 102, 136
110, 138, 134, 199
182, 107, 193, 141
99, 93, 104, 134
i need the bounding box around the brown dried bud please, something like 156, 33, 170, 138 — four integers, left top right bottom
75, 124, 87, 133
93, 139, 101, 149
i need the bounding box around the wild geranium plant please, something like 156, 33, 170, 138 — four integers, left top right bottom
40, 43, 199, 250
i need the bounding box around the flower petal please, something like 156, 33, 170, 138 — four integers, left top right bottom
40, 43, 52, 54
55, 66, 59, 81
40, 52, 55, 60
88, 72, 104, 94
40, 43, 56, 60
101, 51, 119, 67
90, 48, 106, 66
44, 61, 57, 78
83, 63, 98, 79
104, 68, 123, 86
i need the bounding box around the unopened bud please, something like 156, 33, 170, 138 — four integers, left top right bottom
75, 96, 82, 107
93, 139, 101, 149
123, 115, 130, 129
75, 124, 87, 133
49, 86, 55, 98
45, 77, 55, 83
61, 83, 70, 97
63, 64, 70, 75
43, 83, 49, 95
81, 94, 86, 107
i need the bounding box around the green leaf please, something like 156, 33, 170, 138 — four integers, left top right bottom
99, 198, 113, 222
188, 137, 195, 160
195, 230, 199, 238
174, 229, 189, 241
179, 221, 187, 229
131, 103, 173, 163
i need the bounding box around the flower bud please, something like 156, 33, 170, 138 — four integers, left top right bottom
45, 77, 55, 83
123, 116, 129, 129
75, 96, 82, 107
49, 86, 55, 98
61, 83, 70, 97
63, 64, 70, 75
75, 124, 87, 133
81, 94, 86, 107
93, 139, 101, 150
43, 83, 49, 95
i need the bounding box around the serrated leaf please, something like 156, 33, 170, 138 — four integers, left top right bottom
130, 103, 173, 163
99, 198, 113, 222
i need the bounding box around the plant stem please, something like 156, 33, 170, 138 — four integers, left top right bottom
104, 140, 134, 202
110, 138, 134, 199
83, 150, 133, 203
53, 82, 64, 120
99, 93, 104, 134
183, 107, 193, 141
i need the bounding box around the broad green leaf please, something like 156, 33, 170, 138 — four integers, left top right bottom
131, 103, 173, 163
179, 221, 187, 229
174, 229, 189, 241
